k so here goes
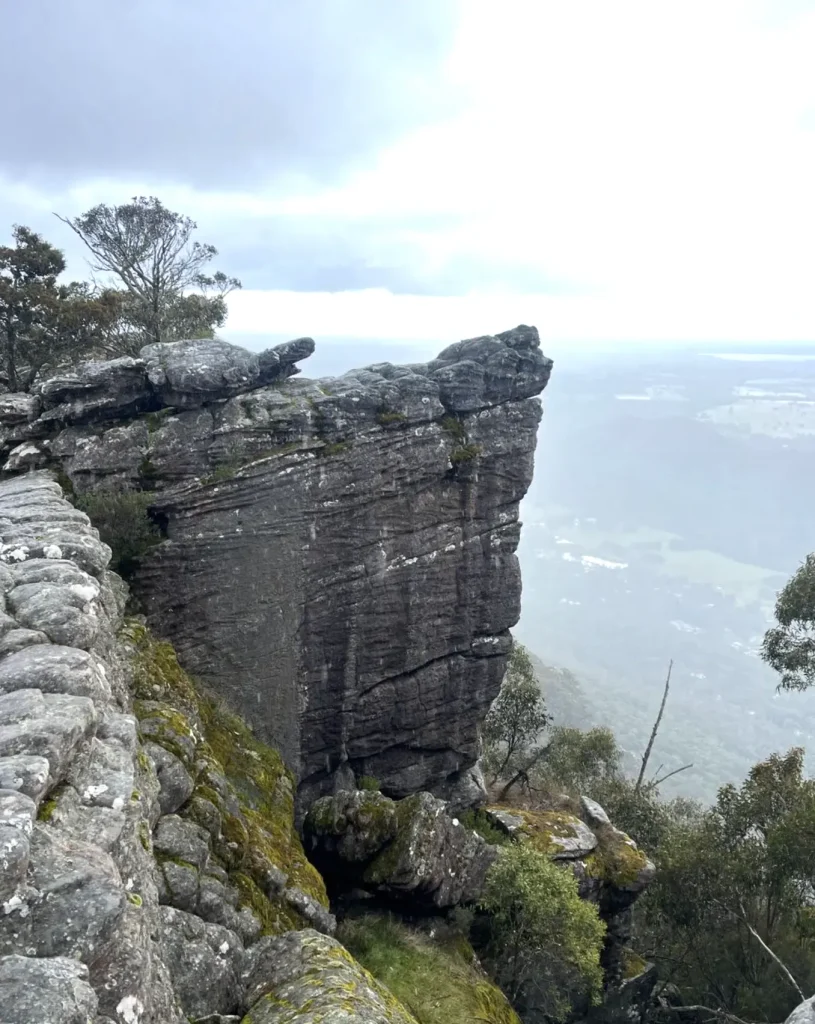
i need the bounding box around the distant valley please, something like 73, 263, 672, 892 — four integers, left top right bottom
515, 344, 815, 801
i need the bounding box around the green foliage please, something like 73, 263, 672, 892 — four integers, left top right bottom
460, 808, 512, 846
358, 775, 381, 792
440, 415, 467, 443
762, 553, 815, 690
376, 410, 407, 426
0, 225, 121, 390
449, 443, 482, 464
76, 489, 160, 579
482, 643, 551, 786
339, 913, 522, 1024
639, 747, 815, 1023
533, 725, 621, 797
479, 844, 605, 1019
59, 196, 241, 350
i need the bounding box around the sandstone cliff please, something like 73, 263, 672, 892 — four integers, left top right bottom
0, 327, 552, 810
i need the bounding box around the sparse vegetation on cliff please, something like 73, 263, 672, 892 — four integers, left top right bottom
76, 488, 161, 578
479, 843, 606, 1020
339, 913, 521, 1024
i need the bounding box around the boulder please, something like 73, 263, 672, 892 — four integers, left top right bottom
158, 906, 243, 1020
0, 954, 98, 1024
240, 929, 417, 1024
305, 790, 497, 908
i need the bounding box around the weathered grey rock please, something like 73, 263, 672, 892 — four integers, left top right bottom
6, 561, 102, 649
145, 741, 194, 814
283, 885, 337, 936
0, 688, 97, 786
153, 814, 211, 870
241, 930, 416, 1024
0, 789, 35, 833
433, 764, 488, 815
786, 997, 815, 1024
0, 953, 98, 1023
305, 790, 398, 863
581, 794, 612, 828
0, 644, 110, 701
0, 825, 126, 962
306, 790, 497, 908
158, 857, 201, 912
0, 825, 29, 901
0, 394, 41, 426
0, 754, 49, 802
158, 906, 243, 1020
3, 442, 47, 473
3, 328, 550, 807
140, 336, 313, 407
38, 356, 149, 424
0, 628, 48, 656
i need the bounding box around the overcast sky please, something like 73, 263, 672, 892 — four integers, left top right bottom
3, 0, 815, 351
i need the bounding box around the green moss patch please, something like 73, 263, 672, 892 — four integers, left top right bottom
339, 913, 521, 1024
121, 618, 328, 936
487, 806, 585, 855
583, 823, 649, 887
621, 948, 649, 980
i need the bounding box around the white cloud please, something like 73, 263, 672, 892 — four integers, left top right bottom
9, 0, 815, 345
222, 0, 815, 344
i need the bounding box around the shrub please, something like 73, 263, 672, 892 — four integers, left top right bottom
358, 775, 381, 792
76, 489, 161, 579
478, 844, 606, 1020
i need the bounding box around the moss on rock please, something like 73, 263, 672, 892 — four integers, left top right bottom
121, 618, 328, 936
339, 913, 521, 1024
582, 823, 650, 888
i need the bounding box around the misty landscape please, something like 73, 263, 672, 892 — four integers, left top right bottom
271, 334, 815, 804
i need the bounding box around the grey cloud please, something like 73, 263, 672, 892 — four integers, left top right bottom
212, 213, 587, 296
1, 0, 460, 189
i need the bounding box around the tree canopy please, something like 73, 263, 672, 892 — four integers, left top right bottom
0, 226, 120, 390
57, 196, 241, 350
762, 553, 815, 690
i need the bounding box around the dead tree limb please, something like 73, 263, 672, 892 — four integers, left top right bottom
636, 659, 673, 793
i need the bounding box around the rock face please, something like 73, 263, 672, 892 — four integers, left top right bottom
0, 328, 552, 809
0, 474, 388, 1023
305, 789, 498, 908
240, 929, 418, 1024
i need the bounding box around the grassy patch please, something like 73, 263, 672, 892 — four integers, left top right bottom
376, 410, 407, 426
339, 914, 521, 1024
460, 809, 511, 846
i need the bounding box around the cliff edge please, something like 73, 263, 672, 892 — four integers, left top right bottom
0, 326, 552, 808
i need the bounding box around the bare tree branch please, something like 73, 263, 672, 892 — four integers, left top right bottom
636, 659, 673, 792
737, 901, 805, 1001
652, 763, 694, 788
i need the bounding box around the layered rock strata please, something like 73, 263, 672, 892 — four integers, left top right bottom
0, 474, 414, 1024
0, 328, 552, 807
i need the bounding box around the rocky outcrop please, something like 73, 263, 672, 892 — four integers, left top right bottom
0, 474, 414, 1023
0, 328, 552, 809
304, 789, 497, 908
0, 474, 185, 1024
240, 929, 418, 1024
